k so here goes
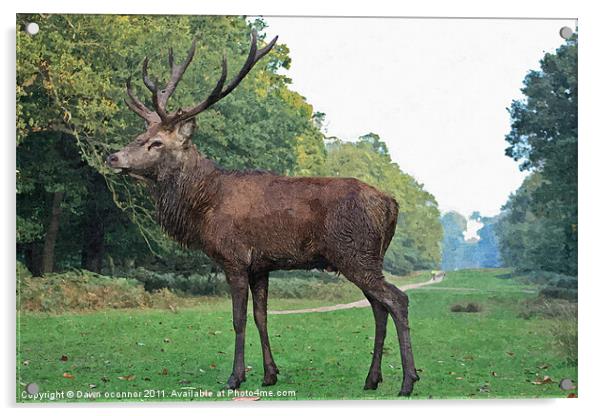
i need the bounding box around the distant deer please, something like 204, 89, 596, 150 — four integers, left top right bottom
107, 30, 419, 396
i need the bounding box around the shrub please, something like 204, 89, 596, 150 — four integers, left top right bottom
517, 297, 577, 364
18, 270, 152, 312
550, 306, 578, 365
450, 302, 482, 313
129, 268, 229, 296
540, 286, 578, 302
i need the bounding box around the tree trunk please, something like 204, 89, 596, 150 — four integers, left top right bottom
41, 191, 65, 274
80, 173, 107, 274
21, 242, 43, 277
81, 220, 105, 273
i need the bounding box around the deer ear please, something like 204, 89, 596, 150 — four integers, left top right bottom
175, 118, 196, 145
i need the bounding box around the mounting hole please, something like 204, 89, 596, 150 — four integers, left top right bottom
559, 26, 573, 40
25, 383, 39, 395
24, 22, 39, 36
559, 378, 575, 390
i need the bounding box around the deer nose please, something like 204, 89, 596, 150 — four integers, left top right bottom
106, 153, 119, 165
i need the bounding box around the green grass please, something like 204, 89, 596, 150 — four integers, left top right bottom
17, 269, 577, 402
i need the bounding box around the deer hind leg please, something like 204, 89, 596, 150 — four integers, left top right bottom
363, 291, 388, 390
349, 273, 419, 396
249, 271, 279, 386
225, 270, 249, 390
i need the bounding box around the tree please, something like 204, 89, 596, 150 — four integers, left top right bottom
499, 34, 577, 276
441, 211, 467, 271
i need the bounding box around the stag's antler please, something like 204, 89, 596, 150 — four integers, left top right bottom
125, 29, 278, 127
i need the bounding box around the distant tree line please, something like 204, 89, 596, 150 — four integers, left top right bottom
495, 35, 577, 277
16, 14, 443, 282
440, 211, 500, 271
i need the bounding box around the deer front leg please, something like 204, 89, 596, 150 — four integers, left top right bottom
250, 271, 279, 386
225, 271, 249, 390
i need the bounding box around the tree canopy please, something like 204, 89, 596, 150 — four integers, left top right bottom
496, 35, 577, 276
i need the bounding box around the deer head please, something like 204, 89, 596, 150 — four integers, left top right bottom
107, 30, 277, 179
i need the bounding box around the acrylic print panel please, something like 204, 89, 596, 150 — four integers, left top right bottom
16, 14, 577, 402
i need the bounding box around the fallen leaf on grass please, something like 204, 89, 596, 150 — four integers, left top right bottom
60, 355, 68, 362
531, 376, 553, 385
22, 360, 30, 366
455, 377, 464, 380
209, 363, 217, 369
63, 372, 74, 379
118, 375, 136, 381
538, 363, 551, 369
161, 368, 169, 376
88, 384, 97, 389
506, 351, 515, 357
491, 371, 498, 377
101, 376, 110, 383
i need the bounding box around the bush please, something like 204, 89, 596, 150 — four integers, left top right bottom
270, 269, 341, 283
19, 270, 152, 312
16, 261, 32, 279
519, 298, 578, 365
540, 286, 578, 302
518, 271, 577, 301
18, 270, 206, 313
450, 302, 482, 313
129, 268, 229, 296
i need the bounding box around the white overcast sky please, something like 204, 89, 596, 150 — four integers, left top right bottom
262, 17, 576, 219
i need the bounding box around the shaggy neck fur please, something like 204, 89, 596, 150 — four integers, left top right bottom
152, 147, 221, 248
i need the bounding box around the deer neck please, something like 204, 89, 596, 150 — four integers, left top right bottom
152, 148, 221, 247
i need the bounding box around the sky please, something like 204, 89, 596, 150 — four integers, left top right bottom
262, 17, 576, 223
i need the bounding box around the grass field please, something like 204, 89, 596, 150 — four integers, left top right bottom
17, 269, 577, 402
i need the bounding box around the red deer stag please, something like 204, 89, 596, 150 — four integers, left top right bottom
107, 30, 419, 396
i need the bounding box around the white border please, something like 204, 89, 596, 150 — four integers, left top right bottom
3, 1, 600, 415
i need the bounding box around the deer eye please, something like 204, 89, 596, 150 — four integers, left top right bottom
148, 140, 164, 150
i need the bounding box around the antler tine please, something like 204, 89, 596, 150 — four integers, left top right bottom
219, 30, 278, 99
170, 29, 277, 124
125, 77, 161, 124
141, 57, 157, 93
141, 57, 167, 120
159, 40, 197, 111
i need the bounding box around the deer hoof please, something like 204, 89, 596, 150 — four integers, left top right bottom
363, 371, 383, 390
399, 377, 417, 397
226, 374, 245, 390
262, 372, 278, 386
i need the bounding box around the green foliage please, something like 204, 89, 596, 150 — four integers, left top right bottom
18, 270, 150, 312
498, 35, 577, 276
496, 174, 576, 276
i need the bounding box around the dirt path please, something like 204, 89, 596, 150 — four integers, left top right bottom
269, 274, 445, 315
